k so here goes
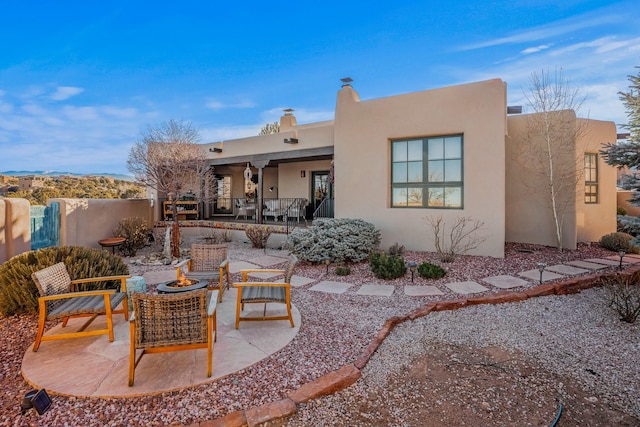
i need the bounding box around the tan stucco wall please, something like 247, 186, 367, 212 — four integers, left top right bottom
617, 191, 640, 216
505, 113, 617, 248
53, 198, 153, 249
278, 160, 332, 200
334, 79, 507, 257
0, 198, 31, 264
576, 118, 617, 242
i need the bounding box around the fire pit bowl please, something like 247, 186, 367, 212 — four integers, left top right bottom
157, 278, 207, 294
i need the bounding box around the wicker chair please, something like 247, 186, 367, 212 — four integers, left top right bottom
233, 255, 297, 329
174, 244, 230, 302
128, 289, 218, 386
31, 262, 130, 352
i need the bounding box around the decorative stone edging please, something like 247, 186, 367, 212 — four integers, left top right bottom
155, 220, 289, 234
181, 265, 640, 427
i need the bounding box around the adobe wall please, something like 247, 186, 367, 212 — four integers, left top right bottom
617, 191, 640, 216
0, 198, 31, 264
52, 198, 153, 249
333, 79, 508, 257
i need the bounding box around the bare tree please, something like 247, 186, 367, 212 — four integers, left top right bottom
425, 215, 488, 262
127, 119, 209, 257
516, 68, 588, 251
259, 122, 279, 135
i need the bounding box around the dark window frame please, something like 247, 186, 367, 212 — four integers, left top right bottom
584, 153, 598, 204
391, 134, 464, 209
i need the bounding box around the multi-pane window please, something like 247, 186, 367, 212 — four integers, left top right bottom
391, 135, 463, 208
584, 153, 598, 204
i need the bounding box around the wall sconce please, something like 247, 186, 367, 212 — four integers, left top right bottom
408, 261, 418, 282
209, 147, 223, 153
269, 186, 278, 198
300, 171, 306, 178
619, 250, 626, 270
537, 262, 547, 285
284, 138, 298, 144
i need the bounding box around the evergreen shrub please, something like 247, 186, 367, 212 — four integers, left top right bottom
418, 262, 446, 279
335, 266, 351, 276
369, 251, 406, 280
0, 246, 129, 316
599, 232, 634, 252
285, 218, 381, 263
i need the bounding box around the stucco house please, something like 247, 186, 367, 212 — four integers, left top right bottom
178, 78, 616, 258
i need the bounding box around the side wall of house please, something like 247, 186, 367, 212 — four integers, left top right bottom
0, 198, 31, 264
333, 79, 507, 257
576, 118, 618, 242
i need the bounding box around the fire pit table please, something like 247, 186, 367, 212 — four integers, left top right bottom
157, 278, 207, 294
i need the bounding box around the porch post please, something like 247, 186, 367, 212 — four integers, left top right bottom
251, 160, 269, 224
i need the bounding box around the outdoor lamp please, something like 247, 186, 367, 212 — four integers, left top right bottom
619, 250, 626, 270
536, 262, 547, 285
323, 257, 331, 274
408, 261, 418, 282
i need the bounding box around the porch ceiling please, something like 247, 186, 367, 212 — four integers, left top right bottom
207, 146, 334, 167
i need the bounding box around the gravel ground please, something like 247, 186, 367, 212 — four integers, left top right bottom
1, 240, 639, 426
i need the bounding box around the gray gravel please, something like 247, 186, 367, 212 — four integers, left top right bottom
2, 240, 639, 426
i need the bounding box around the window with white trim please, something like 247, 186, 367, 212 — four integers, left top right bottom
391, 135, 463, 208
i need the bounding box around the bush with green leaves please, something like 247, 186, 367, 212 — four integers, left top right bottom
114, 216, 151, 256
0, 246, 129, 316
285, 218, 381, 263
335, 266, 351, 276
599, 232, 634, 252
418, 262, 446, 279
600, 271, 640, 323
369, 251, 406, 280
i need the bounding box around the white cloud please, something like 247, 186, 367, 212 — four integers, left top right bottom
204, 99, 256, 110
520, 44, 552, 55
50, 86, 84, 101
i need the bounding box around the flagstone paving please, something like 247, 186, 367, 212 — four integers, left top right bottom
444, 281, 489, 295
229, 260, 260, 273
309, 281, 352, 294
355, 284, 395, 297
567, 260, 609, 270
518, 269, 564, 282
585, 258, 622, 266
544, 264, 590, 276
481, 275, 529, 289
404, 285, 444, 296
250, 255, 289, 267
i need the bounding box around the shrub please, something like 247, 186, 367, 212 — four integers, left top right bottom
245, 225, 273, 249
617, 206, 628, 216
204, 227, 233, 244
369, 251, 406, 280
600, 272, 640, 323
285, 218, 380, 263
0, 246, 129, 316
599, 232, 634, 252
387, 243, 405, 257
335, 266, 351, 276
418, 262, 446, 279
114, 217, 151, 256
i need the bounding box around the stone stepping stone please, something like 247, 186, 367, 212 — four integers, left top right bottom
250, 255, 289, 267
603, 255, 639, 264
545, 264, 589, 276
518, 269, 564, 282
585, 258, 623, 266
142, 270, 176, 285
356, 284, 395, 297
309, 281, 352, 294
229, 261, 260, 273
567, 260, 609, 270
481, 275, 528, 289
274, 275, 316, 288
404, 286, 444, 296
445, 281, 488, 294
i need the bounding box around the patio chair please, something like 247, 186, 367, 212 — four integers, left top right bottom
174, 244, 230, 302
128, 289, 218, 386
235, 199, 256, 219
31, 262, 130, 352
233, 255, 297, 329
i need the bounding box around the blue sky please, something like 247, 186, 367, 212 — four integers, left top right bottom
0, 0, 638, 175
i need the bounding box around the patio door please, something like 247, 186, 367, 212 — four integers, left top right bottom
312, 171, 333, 217
213, 175, 232, 214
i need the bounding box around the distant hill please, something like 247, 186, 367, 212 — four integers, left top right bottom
0, 170, 135, 181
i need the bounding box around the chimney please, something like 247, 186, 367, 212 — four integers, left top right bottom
279, 108, 297, 132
